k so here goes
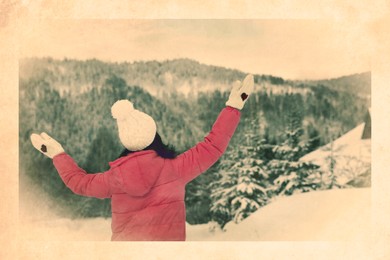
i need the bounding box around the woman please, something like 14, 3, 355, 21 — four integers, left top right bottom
30, 74, 254, 241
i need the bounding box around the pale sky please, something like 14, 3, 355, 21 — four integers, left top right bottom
19, 19, 372, 80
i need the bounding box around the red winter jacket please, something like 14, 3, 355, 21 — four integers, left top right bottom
52, 107, 240, 241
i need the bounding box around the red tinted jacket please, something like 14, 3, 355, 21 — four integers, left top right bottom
52, 107, 240, 241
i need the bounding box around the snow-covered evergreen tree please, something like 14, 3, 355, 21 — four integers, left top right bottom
320, 140, 344, 189
210, 118, 271, 228
209, 153, 238, 228
269, 98, 322, 196
230, 156, 269, 223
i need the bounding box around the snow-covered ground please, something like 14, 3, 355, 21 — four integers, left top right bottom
19, 187, 370, 241
193, 188, 371, 241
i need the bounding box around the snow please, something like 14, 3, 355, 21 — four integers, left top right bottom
212, 188, 371, 241
20, 216, 112, 241
300, 123, 371, 185
19, 179, 113, 241
237, 183, 253, 195
19, 187, 370, 241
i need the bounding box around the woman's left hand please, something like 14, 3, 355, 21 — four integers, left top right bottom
226, 74, 254, 110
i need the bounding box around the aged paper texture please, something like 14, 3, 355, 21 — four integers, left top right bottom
1, 0, 389, 259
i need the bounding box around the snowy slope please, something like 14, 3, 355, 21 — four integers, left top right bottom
300, 123, 371, 185
19, 188, 370, 241
207, 188, 371, 241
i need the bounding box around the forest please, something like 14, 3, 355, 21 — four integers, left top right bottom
19, 57, 370, 226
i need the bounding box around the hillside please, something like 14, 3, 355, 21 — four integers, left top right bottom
294, 72, 371, 100
19, 58, 370, 98
191, 187, 371, 241
19, 57, 246, 96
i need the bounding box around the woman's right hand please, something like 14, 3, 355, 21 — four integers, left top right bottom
226, 74, 254, 110
30, 132, 65, 159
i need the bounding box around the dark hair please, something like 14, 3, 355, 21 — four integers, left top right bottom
118, 133, 178, 159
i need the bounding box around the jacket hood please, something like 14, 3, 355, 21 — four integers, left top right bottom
109, 150, 164, 196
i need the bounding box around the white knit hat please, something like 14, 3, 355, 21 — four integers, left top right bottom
111, 100, 157, 151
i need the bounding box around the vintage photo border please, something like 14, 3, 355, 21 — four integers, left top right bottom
1, 1, 389, 259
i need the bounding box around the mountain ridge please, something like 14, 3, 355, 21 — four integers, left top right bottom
19, 57, 370, 99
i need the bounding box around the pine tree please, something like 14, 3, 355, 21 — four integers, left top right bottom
210, 118, 271, 228
209, 147, 238, 228
307, 123, 321, 152
185, 162, 217, 224
269, 98, 321, 196
320, 138, 344, 189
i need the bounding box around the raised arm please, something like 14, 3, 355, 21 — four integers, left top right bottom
174, 107, 241, 183
173, 74, 254, 184
30, 133, 111, 198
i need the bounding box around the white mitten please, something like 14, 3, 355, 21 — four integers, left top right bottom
226, 74, 254, 110
30, 132, 65, 159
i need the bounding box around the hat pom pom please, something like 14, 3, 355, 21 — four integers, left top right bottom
111, 100, 134, 120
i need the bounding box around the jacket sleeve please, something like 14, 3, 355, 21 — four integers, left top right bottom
52, 153, 112, 199
173, 106, 241, 184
